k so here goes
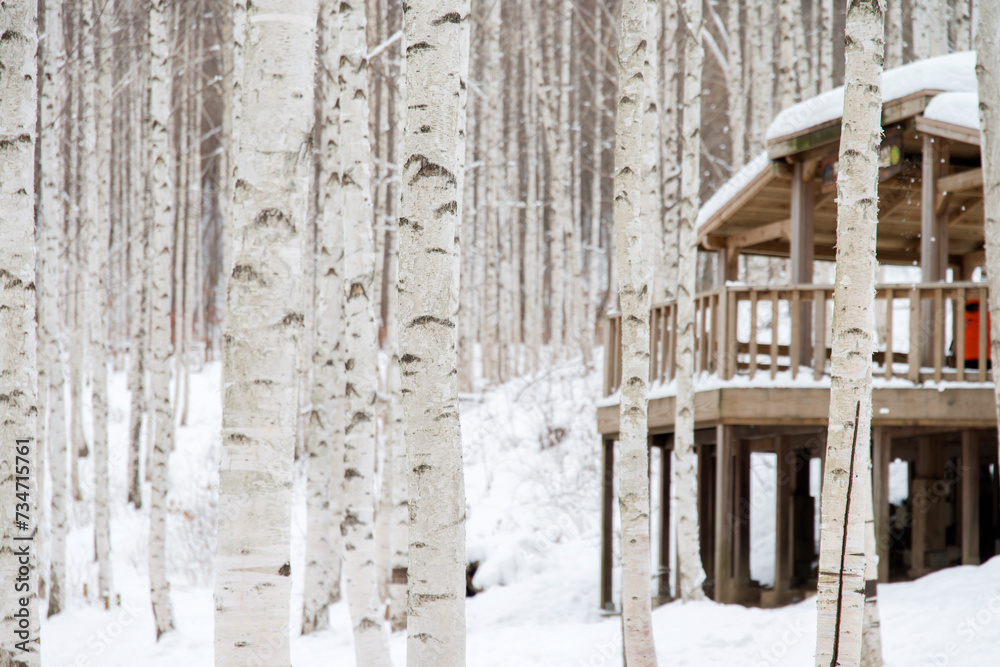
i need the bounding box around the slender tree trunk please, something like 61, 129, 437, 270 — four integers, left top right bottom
523, 0, 542, 369
339, 2, 393, 662
399, 0, 469, 662
615, 0, 657, 661
588, 4, 606, 335
40, 0, 69, 619
148, 0, 176, 640
726, 0, 745, 169
675, 0, 709, 603
302, 0, 344, 634
92, 0, 114, 609
643, 0, 663, 301
886, 0, 903, 69
778, 0, 798, 109
661, 0, 679, 301
0, 0, 40, 661
815, 2, 885, 665
953, 0, 972, 51
214, 0, 315, 662
976, 0, 1000, 491
750, 0, 774, 152
820, 0, 835, 90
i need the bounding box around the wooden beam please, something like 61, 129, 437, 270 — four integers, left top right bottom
915, 116, 980, 146
961, 430, 980, 565
938, 167, 983, 194
791, 162, 814, 368
659, 445, 672, 598
725, 218, 791, 252
697, 162, 778, 243
922, 134, 950, 282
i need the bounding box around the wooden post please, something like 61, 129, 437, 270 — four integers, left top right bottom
921, 135, 949, 364
600, 437, 615, 610
734, 438, 752, 594
716, 249, 738, 287
792, 446, 815, 585
714, 425, 734, 604
873, 427, 891, 583
659, 443, 672, 598
774, 436, 794, 598
961, 430, 980, 566
791, 161, 815, 367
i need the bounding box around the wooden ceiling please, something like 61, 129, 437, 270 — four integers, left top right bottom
700, 117, 985, 268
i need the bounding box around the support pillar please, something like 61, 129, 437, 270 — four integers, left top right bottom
961, 430, 981, 565
792, 446, 815, 585
716, 249, 738, 287
733, 438, 753, 601
921, 135, 950, 364
774, 436, 794, 600
873, 427, 891, 583
600, 437, 615, 610
714, 425, 734, 604
658, 443, 672, 599
791, 161, 815, 368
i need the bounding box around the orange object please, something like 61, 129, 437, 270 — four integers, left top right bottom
964, 299, 991, 362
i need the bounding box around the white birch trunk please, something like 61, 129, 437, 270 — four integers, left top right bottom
127, 131, 148, 510
339, 2, 393, 663
523, 4, 542, 368
615, 0, 657, 661
815, 1, 885, 664
616, 0, 657, 660
661, 0, 680, 301
976, 0, 1000, 493
778, 0, 798, 109
861, 467, 883, 666
643, 0, 664, 301
0, 0, 39, 661
399, 0, 469, 662
750, 0, 774, 152
40, 0, 69, 619
91, 0, 114, 609
148, 0, 175, 640
675, 0, 708, 602
820, 0, 835, 91
953, 0, 972, 51
886, 0, 903, 69
556, 0, 575, 361
302, 0, 344, 634
726, 0, 745, 169
588, 4, 606, 333
793, 0, 813, 99
214, 0, 315, 662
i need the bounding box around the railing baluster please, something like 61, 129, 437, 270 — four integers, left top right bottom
909, 287, 921, 383
771, 291, 779, 380
884, 288, 893, 380
603, 316, 613, 396
700, 297, 709, 374
726, 289, 737, 380
814, 288, 826, 379
712, 293, 721, 374
669, 304, 677, 382
650, 307, 660, 385
934, 287, 944, 383
790, 289, 801, 380
979, 286, 987, 382
749, 291, 758, 379
956, 287, 965, 382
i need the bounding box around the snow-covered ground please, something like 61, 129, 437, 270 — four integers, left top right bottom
43, 353, 1000, 666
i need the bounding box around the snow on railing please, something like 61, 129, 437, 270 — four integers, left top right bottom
603, 282, 991, 397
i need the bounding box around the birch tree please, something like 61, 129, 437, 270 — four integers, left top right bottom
642, 0, 663, 299
815, 1, 885, 664
214, 0, 315, 662
91, 0, 114, 609
660, 0, 680, 300
674, 0, 708, 603
148, 0, 175, 640
302, 0, 344, 634
339, 1, 393, 662
0, 0, 39, 661
614, 0, 657, 661
40, 0, 69, 619
398, 0, 469, 662
976, 0, 1000, 464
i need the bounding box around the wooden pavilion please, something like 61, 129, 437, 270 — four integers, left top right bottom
597, 57, 1000, 610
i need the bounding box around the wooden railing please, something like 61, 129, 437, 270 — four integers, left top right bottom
603, 282, 991, 397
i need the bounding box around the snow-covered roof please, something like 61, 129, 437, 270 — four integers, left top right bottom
923, 91, 980, 131
696, 151, 770, 231
766, 51, 979, 141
